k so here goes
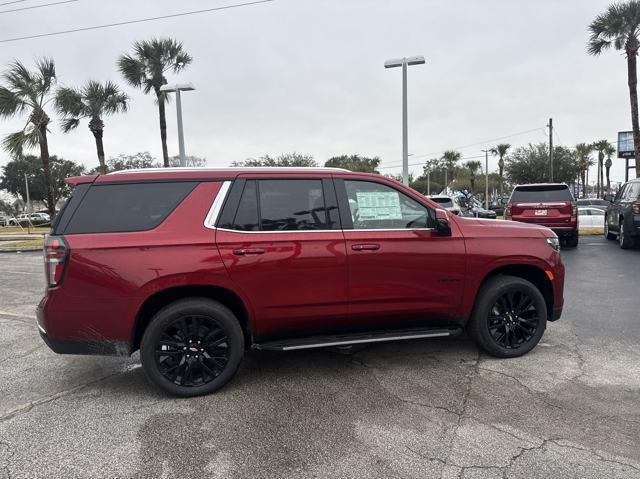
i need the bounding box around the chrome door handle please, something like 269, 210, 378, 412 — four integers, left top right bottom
351, 243, 380, 251
233, 248, 265, 255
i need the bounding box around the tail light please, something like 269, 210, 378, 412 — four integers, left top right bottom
571, 202, 577, 217
633, 202, 640, 214
505, 205, 512, 219
44, 235, 69, 287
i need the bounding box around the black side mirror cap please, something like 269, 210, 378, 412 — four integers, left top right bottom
435, 218, 452, 236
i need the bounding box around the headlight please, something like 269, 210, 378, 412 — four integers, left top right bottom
546, 237, 560, 251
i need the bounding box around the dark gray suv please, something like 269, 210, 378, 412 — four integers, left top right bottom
604, 178, 640, 249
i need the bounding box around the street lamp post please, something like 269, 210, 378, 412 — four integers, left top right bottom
385, 56, 425, 186
160, 83, 196, 167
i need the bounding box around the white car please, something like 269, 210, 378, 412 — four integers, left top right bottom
578, 207, 605, 231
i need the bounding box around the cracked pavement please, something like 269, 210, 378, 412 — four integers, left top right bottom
0, 236, 639, 478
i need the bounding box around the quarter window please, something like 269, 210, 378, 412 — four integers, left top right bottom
344, 180, 434, 229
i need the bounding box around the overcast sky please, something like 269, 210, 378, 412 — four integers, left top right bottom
0, 0, 634, 184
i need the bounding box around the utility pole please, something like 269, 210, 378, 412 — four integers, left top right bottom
427, 168, 431, 196
481, 149, 490, 210
548, 118, 553, 182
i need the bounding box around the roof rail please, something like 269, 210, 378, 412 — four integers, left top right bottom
108, 166, 351, 175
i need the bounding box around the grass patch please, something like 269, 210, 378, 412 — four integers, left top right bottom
0, 238, 44, 250
0, 226, 49, 235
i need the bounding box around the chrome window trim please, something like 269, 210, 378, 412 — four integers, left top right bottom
216, 227, 434, 234
204, 181, 232, 230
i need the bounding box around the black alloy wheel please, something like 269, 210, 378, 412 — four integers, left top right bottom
155, 315, 230, 387
487, 291, 540, 349
468, 275, 547, 358
141, 298, 244, 396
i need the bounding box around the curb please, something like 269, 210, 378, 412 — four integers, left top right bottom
0, 248, 42, 253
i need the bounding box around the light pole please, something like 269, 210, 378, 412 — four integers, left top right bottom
481, 149, 490, 210
385, 55, 425, 186
160, 83, 196, 167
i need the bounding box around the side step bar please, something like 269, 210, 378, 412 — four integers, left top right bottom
253, 327, 462, 352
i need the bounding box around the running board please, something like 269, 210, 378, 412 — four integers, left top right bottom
253, 327, 462, 351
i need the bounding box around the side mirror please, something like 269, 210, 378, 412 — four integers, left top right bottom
603, 194, 613, 203
434, 208, 452, 236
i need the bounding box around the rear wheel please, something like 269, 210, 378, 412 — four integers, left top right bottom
468, 275, 547, 358
604, 218, 616, 240
619, 220, 635, 249
140, 298, 244, 397
565, 230, 579, 248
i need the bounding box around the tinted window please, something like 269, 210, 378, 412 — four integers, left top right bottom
259, 180, 330, 231
65, 182, 196, 234
625, 182, 640, 201
221, 181, 259, 231
576, 199, 590, 206
345, 180, 434, 229
510, 185, 573, 203
591, 199, 609, 206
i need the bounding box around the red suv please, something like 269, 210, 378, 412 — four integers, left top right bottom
505, 183, 578, 247
38, 168, 564, 396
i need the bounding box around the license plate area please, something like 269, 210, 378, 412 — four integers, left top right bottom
534, 209, 548, 216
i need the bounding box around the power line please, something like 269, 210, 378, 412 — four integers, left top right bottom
0, 0, 77, 14
0, 0, 30, 6
0, 0, 274, 43
380, 126, 546, 169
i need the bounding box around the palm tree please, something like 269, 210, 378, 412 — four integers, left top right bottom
441, 150, 461, 191
465, 160, 482, 191
604, 142, 616, 193
490, 143, 510, 195
588, 2, 640, 178
0, 58, 57, 217
118, 38, 192, 167
592, 140, 612, 197
55, 81, 128, 174
575, 143, 594, 198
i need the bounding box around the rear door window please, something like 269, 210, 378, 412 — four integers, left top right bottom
510, 185, 573, 203
258, 180, 331, 231
220, 181, 260, 231
64, 182, 196, 234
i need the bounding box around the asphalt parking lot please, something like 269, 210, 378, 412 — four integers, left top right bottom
1, 236, 639, 479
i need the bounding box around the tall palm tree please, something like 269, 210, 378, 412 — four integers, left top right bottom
465, 160, 482, 191
575, 143, 594, 198
441, 150, 461, 191
490, 143, 510, 195
118, 38, 192, 167
592, 140, 612, 197
55, 81, 128, 174
0, 58, 57, 216
588, 2, 640, 178
604, 142, 616, 193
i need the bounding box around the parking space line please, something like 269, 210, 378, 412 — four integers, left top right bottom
0, 311, 36, 321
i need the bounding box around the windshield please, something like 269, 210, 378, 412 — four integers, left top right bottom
430, 197, 453, 208
510, 185, 573, 203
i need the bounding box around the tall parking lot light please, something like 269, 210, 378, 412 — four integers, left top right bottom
384, 56, 425, 186
160, 83, 196, 167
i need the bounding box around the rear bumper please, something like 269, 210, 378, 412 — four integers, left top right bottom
38, 329, 129, 356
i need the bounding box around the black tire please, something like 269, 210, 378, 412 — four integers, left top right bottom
619, 220, 635, 249
565, 230, 579, 248
140, 298, 244, 397
468, 275, 547, 358
604, 218, 616, 240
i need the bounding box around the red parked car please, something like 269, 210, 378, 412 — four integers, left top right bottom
38, 168, 565, 396
505, 183, 578, 247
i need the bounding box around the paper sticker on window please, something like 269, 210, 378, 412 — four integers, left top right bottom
356, 191, 402, 220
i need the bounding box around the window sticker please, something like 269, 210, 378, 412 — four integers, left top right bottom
356, 191, 402, 220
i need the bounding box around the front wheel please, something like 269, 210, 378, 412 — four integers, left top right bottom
605, 219, 616, 240
140, 298, 244, 397
468, 275, 547, 358
619, 220, 635, 249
